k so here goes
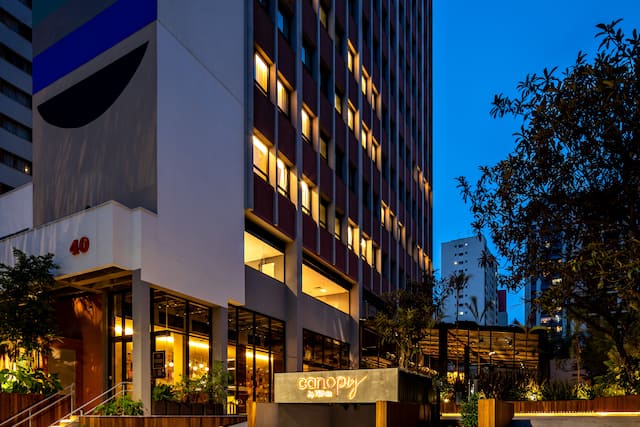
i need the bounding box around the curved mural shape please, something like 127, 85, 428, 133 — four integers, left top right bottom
37, 42, 148, 128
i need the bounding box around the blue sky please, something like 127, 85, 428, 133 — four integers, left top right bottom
433, 1, 640, 323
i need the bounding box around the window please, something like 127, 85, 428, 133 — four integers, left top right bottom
319, 135, 328, 160
0, 113, 31, 141
334, 214, 342, 240
0, 8, 31, 41
0, 78, 31, 108
347, 224, 354, 250
252, 135, 269, 179
371, 85, 379, 113
361, 236, 370, 263
319, 199, 329, 229
277, 5, 292, 42
381, 203, 386, 226
334, 91, 343, 114
319, 5, 328, 29
277, 79, 289, 115
0, 43, 31, 75
347, 104, 355, 131
360, 124, 368, 149
361, 68, 368, 95
347, 45, 355, 72
335, 148, 345, 179
254, 52, 269, 93
301, 181, 311, 214
276, 158, 289, 196
301, 109, 311, 141
372, 138, 379, 165
0, 148, 32, 176
301, 39, 314, 71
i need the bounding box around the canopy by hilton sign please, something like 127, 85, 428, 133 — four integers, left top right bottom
274, 368, 402, 404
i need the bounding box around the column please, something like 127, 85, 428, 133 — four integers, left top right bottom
131, 270, 151, 414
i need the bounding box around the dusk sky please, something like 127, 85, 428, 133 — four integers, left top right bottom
433, 1, 640, 323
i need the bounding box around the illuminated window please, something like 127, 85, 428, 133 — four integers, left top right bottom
361, 68, 368, 95
301, 181, 311, 214
360, 125, 368, 149
334, 92, 343, 114
372, 138, 379, 164
347, 105, 355, 131
319, 199, 328, 229
361, 236, 371, 264
334, 214, 342, 240
319, 6, 328, 29
347, 224, 354, 250
277, 158, 289, 196
319, 135, 328, 160
380, 203, 386, 226
254, 53, 269, 93
252, 135, 269, 180
277, 79, 289, 115
301, 109, 311, 141
347, 45, 355, 72
301, 266, 349, 315
244, 232, 285, 281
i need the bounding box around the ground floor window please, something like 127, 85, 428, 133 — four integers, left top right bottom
110, 291, 133, 385
302, 329, 350, 371
151, 291, 212, 387
227, 305, 284, 410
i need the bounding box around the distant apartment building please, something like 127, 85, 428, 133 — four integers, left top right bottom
0, 0, 32, 194
441, 235, 498, 325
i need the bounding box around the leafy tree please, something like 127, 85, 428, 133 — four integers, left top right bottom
457, 20, 640, 392
0, 249, 58, 368
371, 274, 444, 372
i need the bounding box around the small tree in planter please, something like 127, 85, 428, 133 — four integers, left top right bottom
0, 249, 61, 395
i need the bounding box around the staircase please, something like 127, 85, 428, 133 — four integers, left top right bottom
0, 384, 74, 427
48, 382, 133, 427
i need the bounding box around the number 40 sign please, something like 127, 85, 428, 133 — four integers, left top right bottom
69, 237, 90, 256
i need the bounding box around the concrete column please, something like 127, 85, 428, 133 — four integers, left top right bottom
131, 270, 151, 413
212, 306, 228, 365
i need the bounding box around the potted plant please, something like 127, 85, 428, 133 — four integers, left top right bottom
151, 383, 179, 415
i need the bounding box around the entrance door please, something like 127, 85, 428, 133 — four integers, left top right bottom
110, 291, 134, 387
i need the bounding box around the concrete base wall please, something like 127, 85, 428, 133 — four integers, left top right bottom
254, 403, 376, 427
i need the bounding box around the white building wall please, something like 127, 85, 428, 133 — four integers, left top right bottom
0, 183, 32, 238
143, 2, 246, 307
441, 235, 498, 325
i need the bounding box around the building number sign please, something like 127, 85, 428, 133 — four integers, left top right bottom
69, 237, 90, 255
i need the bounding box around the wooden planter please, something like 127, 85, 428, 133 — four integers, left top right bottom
152, 400, 224, 415
80, 415, 247, 427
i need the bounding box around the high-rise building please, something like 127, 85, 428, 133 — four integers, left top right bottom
0, 0, 32, 194
441, 235, 498, 326
0, 0, 432, 413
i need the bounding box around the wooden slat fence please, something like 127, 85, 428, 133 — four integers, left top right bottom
79, 415, 248, 427
0, 392, 71, 427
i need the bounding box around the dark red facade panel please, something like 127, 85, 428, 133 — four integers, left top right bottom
278, 111, 296, 163
319, 159, 332, 199
254, 2, 274, 58
277, 33, 296, 85
277, 193, 296, 239
302, 69, 317, 111
253, 173, 275, 224
320, 228, 332, 262
302, 213, 317, 252
302, 139, 317, 183
254, 86, 275, 142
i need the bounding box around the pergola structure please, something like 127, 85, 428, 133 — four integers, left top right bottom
361, 322, 548, 380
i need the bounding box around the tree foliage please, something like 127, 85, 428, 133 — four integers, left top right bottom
0, 249, 59, 367
371, 274, 444, 373
457, 20, 640, 392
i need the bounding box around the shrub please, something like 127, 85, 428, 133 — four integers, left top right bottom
152, 383, 176, 401
94, 395, 144, 415
460, 392, 483, 427
0, 365, 62, 395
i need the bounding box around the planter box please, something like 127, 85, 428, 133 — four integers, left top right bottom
80, 415, 247, 427
152, 400, 224, 415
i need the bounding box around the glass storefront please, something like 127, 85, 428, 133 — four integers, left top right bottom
303, 329, 350, 371
152, 291, 212, 386
227, 305, 285, 411
110, 292, 133, 385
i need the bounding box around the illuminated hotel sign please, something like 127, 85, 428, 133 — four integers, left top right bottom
274, 368, 402, 404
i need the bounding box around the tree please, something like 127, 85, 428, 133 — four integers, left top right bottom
457, 20, 640, 392
0, 249, 59, 368
371, 273, 444, 373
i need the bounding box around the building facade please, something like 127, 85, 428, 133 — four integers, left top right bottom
441, 235, 498, 326
0, 0, 32, 194
0, 0, 432, 413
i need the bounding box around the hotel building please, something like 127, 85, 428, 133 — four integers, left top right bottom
0, 0, 432, 413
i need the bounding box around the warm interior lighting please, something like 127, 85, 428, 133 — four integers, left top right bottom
254, 53, 269, 92
245, 351, 271, 362
115, 326, 133, 335
301, 109, 311, 140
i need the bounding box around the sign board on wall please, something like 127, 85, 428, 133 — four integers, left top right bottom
274, 368, 402, 404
